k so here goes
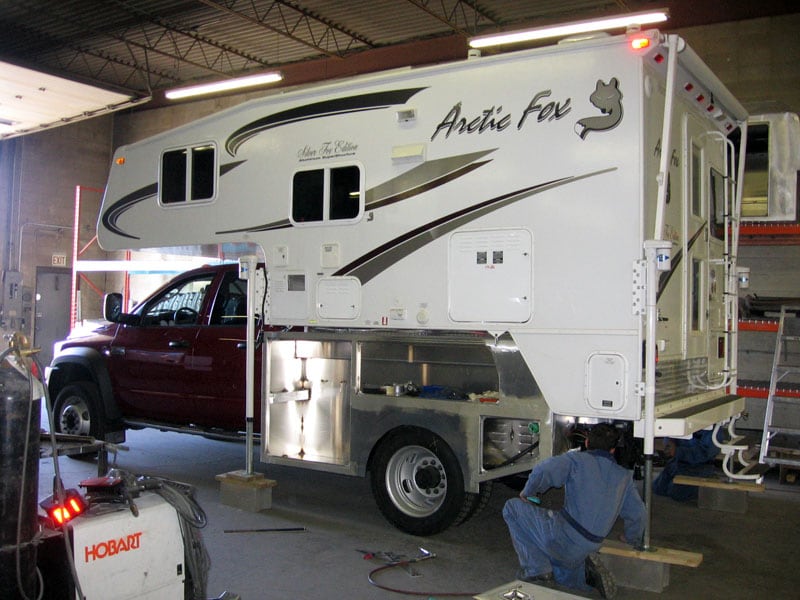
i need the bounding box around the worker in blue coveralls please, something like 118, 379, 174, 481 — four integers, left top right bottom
503, 423, 646, 599
652, 428, 719, 501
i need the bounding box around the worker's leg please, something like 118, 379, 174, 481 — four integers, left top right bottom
652, 459, 679, 497
502, 498, 555, 579
552, 558, 594, 594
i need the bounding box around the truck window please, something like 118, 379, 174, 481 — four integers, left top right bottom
141, 274, 214, 326
292, 165, 362, 224
210, 271, 248, 325
160, 143, 216, 205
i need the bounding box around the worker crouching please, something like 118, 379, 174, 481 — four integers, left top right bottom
502, 423, 646, 599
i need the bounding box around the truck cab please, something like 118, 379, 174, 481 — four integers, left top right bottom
48, 263, 256, 441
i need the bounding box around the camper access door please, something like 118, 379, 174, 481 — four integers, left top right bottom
684, 114, 729, 385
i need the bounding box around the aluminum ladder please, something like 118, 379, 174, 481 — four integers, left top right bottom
758, 305, 800, 468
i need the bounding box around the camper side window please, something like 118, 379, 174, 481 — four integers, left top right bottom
690, 143, 702, 217
161, 144, 216, 205
709, 167, 726, 240
292, 165, 361, 224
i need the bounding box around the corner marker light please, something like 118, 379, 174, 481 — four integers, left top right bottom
165, 71, 283, 100
469, 9, 669, 49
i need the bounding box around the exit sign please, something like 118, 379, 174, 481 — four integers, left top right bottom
52, 254, 67, 267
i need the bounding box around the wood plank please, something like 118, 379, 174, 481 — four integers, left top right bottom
673, 475, 765, 492
598, 539, 703, 567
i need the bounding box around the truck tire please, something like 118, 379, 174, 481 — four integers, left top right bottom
53, 382, 106, 449
370, 429, 470, 536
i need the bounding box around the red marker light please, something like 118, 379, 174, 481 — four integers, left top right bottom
630, 37, 651, 50
40, 489, 88, 527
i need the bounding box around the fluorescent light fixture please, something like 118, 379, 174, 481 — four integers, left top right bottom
469, 9, 669, 48
165, 72, 283, 100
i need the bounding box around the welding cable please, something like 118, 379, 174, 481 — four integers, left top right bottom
136, 475, 210, 599
485, 439, 540, 471
367, 560, 478, 597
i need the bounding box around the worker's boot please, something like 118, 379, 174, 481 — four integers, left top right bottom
585, 553, 616, 599
515, 569, 554, 585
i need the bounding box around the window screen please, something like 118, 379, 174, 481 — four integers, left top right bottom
161, 149, 187, 204
292, 170, 324, 222
330, 166, 360, 220
191, 146, 215, 201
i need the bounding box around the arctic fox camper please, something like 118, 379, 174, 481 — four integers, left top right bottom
95, 29, 749, 534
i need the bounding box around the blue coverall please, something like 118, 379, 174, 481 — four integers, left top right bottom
503, 449, 646, 592
652, 429, 719, 501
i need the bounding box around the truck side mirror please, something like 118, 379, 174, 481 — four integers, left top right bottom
103, 293, 123, 322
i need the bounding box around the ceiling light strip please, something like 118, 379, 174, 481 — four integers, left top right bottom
469, 9, 669, 48
165, 72, 283, 100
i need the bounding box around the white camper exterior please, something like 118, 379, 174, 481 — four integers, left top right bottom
98, 29, 748, 534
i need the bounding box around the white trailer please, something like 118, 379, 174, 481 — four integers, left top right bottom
97, 29, 749, 534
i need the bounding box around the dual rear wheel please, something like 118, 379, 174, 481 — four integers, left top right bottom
370, 429, 491, 536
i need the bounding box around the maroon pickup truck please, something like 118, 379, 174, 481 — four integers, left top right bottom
48, 263, 256, 443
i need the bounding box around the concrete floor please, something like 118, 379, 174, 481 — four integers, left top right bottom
38, 428, 799, 600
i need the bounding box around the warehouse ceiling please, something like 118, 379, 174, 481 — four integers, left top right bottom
0, 0, 798, 137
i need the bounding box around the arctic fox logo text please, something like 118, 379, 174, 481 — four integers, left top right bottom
430, 89, 572, 141
575, 78, 623, 139
84, 532, 143, 562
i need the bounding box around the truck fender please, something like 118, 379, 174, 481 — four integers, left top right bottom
48, 347, 123, 425
361, 414, 470, 488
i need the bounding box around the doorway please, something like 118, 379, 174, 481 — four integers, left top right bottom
34, 267, 72, 367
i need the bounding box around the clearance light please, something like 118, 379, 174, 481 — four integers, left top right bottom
40, 489, 88, 526
115, 156, 125, 165
469, 9, 668, 48
165, 71, 283, 100
630, 36, 651, 50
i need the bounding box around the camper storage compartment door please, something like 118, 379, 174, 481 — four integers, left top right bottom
267, 339, 351, 464
448, 229, 532, 323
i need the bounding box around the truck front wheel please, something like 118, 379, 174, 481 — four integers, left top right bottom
53, 382, 106, 443
370, 429, 468, 536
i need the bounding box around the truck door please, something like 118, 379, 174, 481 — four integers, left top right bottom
684, 115, 728, 382
108, 272, 213, 422
192, 269, 259, 431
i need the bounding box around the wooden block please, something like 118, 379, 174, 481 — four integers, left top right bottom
215, 470, 277, 488
598, 539, 703, 568
673, 475, 765, 492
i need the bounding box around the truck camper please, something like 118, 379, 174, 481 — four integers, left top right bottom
73, 28, 753, 534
